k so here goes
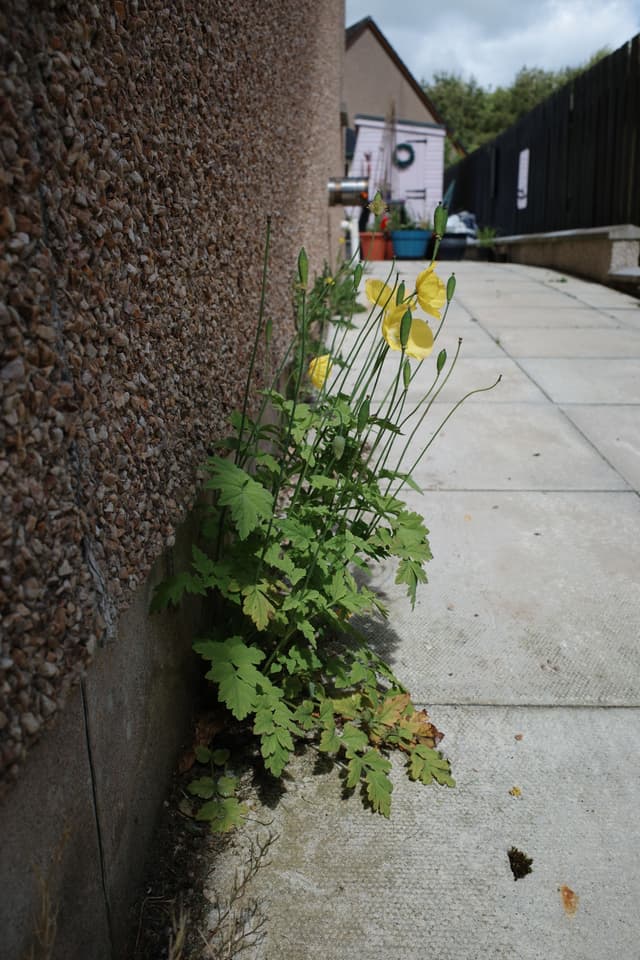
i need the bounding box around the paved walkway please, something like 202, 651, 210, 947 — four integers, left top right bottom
207, 261, 640, 959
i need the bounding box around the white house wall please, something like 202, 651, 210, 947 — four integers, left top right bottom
348, 117, 445, 225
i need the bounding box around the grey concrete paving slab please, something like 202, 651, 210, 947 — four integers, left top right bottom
561, 405, 640, 492
197, 263, 640, 959
495, 326, 640, 358
208, 706, 640, 960
397, 403, 629, 491
460, 289, 576, 308
361, 491, 640, 705
562, 285, 640, 308
436, 320, 504, 358
602, 307, 640, 329
467, 306, 619, 329
360, 357, 543, 406
513, 278, 639, 310
518, 358, 640, 404
422, 357, 544, 404
437, 301, 473, 324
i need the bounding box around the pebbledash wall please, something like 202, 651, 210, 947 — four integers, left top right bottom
0, 1, 344, 957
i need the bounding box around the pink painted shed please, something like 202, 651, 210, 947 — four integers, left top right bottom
344, 17, 464, 224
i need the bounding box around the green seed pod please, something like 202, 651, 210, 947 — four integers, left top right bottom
297, 247, 308, 287
437, 348, 447, 374
434, 203, 449, 238
400, 309, 412, 349
332, 434, 346, 460
446, 273, 456, 302
357, 396, 370, 433
403, 358, 411, 389
396, 282, 406, 306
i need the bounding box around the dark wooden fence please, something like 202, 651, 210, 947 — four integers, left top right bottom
445, 34, 640, 235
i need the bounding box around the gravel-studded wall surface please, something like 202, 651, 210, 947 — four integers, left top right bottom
0, 0, 343, 788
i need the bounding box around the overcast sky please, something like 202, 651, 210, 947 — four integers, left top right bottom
346, 0, 640, 88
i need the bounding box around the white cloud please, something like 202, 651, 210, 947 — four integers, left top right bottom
346, 0, 640, 87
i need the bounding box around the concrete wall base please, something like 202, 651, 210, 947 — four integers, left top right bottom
0, 520, 202, 960
467, 224, 640, 293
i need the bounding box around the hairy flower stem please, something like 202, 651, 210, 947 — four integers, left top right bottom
357, 341, 466, 537
256, 289, 308, 575
332, 262, 396, 397
305, 335, 387, 479
377, 339, 464, 502
432, 297, 452, 343
214, 221, 273, 560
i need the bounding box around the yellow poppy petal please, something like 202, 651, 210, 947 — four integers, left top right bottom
406, 318, 434, 360
365, 279, 394, 310
385, 301, 411, 325
415, 268, 446, 319
416, 265, 436, 287
381, 311, 403, 351
308, 354, 332, 389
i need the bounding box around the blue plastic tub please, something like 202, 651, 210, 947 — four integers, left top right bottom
390, 229, 431, 260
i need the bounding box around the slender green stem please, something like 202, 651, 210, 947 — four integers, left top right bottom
256, 288, 308, 575
391, 375, 502, 500
236, 216, 272, 465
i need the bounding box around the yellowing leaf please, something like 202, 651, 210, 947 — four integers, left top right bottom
375, 692, 411, 728
402, 707, 443, 748
242, 583, 275, 631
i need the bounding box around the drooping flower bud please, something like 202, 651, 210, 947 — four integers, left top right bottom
297, 247, 309, 287
434, 203, 449, 239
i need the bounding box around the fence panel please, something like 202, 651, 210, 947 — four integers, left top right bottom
445, 35, 640, 234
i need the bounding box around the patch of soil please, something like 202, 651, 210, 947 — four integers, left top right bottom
126, 766, 227, 959
126, 710, 263, 959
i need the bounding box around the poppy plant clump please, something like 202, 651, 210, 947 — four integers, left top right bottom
153, 204, 500, 831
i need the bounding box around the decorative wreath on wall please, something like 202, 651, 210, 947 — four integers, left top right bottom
392, 142, 415, 170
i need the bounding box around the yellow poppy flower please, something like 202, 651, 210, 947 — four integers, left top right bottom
365, 279, 395, 311
382, 312, 434, 360
381, 302, 410, 351
405, 318, 434, 359
415, 265, 446, 319
308, 354, 333, 390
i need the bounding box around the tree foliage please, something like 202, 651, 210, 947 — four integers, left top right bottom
424, 48, 611, 161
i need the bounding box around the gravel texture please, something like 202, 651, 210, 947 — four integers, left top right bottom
0, 0, 343, 788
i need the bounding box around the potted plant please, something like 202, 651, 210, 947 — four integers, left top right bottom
359, 204, 387, 261
390, 207, 432, 260
476, 225, 498, 261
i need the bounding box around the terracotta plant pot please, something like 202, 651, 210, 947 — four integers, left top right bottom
359, 231, 386, 261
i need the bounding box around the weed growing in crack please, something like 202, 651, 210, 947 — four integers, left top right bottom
152, 200, 500, 828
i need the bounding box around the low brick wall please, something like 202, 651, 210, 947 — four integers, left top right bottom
485, 224, 640, 290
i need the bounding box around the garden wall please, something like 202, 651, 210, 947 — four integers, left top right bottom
0, 0, 344, 956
